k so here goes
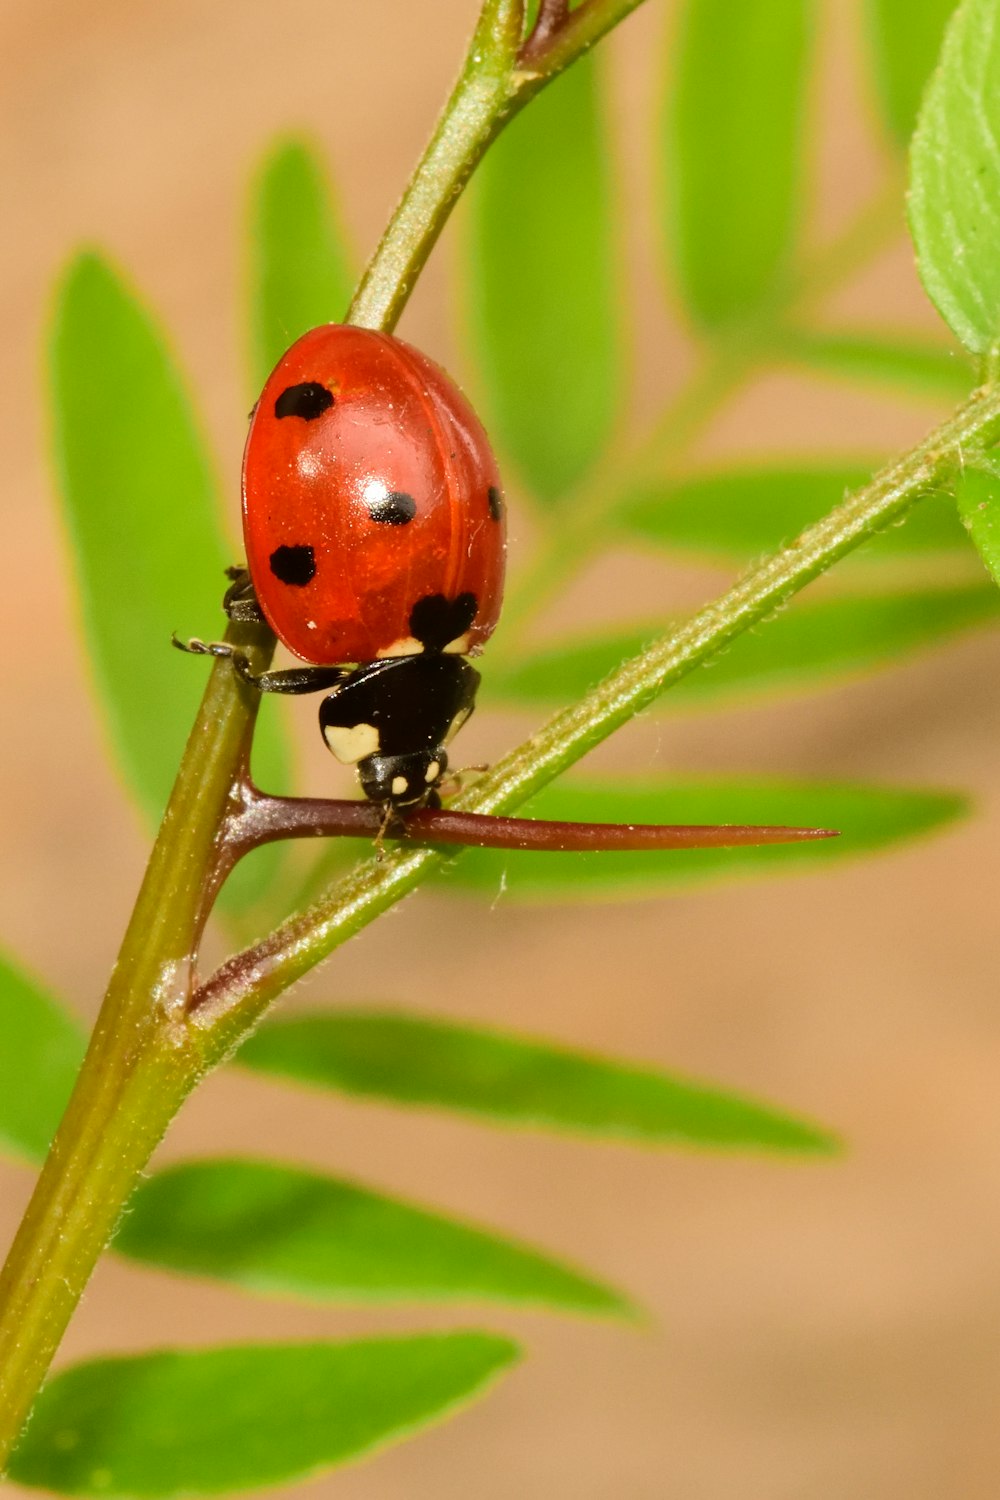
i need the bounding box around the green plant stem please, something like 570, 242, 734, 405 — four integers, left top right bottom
0, 0, 656, 1464
346, 0, 651, 335
346, 0, 524, 333
189, 379, 1000, 1043
0, 613, 274, 1465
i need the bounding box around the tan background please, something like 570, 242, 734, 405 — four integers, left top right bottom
4, 1, 1000, 1495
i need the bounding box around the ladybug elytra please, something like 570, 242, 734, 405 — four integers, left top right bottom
220, 325, 506, 810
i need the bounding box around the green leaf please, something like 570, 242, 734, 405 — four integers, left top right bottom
955, 457, 1000, 583
866, 0, 958, 146
463, 52, 621, 499
49, 252, 290, 827
248, 136, 355, 392
9, 1334, 517, 1497
778, 328, 973, 400
491, 585, 1000, 709
0, 954, 84, 1164
909, 0, 1000, 355
238, 1009, 836, 1151
434, 778, 967, 900
116, 1157, 628, 1315
664, 0, 813, 327
621, 465, 970, 563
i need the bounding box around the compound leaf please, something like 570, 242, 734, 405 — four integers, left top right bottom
664, 0, 813, 326
0, 954, 84, 1164
866, 0, 958, 146
491, 585, 999, 709
238, 1009, 837, 1152
49, 252, 289, 908
9, 1335, 517, 1497
910, 0, 1000, 354
778, 328, 973, 400
463, 52, 621, 500
117, 1157, 630, 1316
248, 136, 354, 391
621, 465, 969, 562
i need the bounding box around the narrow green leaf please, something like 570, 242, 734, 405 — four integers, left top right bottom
778, 328, 973, 400
664, 0, 813, 327
463, 52, 621, 499
865, 0, 957, 146
49, 252, 289, 911
117, 1158, 629, 1315
621, 465, 970, 563
9, 1334, 517, 1497
491, 585, 1000, 709
239, 1009, 836, 1151
955, 457, 1000, 583
248, 136, 355, 391
909, 0, 1000, 355
0, 954, 84, 1164
435, 778, 967, 899
49, 252, 289, 827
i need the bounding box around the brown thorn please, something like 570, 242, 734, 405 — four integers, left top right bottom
519, 0, 570, 62
221, 782, 839, 860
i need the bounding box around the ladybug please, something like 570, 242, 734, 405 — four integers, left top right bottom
197, 325, 506, 811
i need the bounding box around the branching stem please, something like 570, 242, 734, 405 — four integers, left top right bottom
0, 0, 657, 1465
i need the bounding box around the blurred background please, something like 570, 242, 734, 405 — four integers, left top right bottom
5, 0, 1000, 1495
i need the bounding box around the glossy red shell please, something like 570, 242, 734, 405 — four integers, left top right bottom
242, 325, 506, 665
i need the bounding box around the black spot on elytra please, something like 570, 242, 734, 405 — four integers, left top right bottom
269, 544, 316, 586
274, 382, 334, 421
368, 490, 416, 526
487, 485, 504, 522
409, 592, 478, 652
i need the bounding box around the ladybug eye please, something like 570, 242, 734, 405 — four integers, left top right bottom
366, 488, 417, 526
274, 382, 334, 420
487, 485, 504, 521
269, 544, 316, 585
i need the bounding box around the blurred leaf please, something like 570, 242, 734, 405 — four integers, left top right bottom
910, 0, 1000, 355
778, 328, 973, 400
434, 778, 967, 900
239, 1009, 836, 1151
865, 0, 957, 146
49, 252, 289, 907
0, 954, 84, 1164
9, 1334, 517, 1497
117, 1157, 629, 1315
955, 457, 1000, 584
664, 0, 813, 327
463, 52, 621, 499
248, 136, 355, 391
621, 465, 970, 563
490, 585, 1000, 709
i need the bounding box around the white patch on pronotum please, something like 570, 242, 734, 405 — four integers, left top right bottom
443, 632, 471, 654
322, 722, 380, 764
391, 775, 409, 797
376, 636, 424, 658
425, 760, 441, 783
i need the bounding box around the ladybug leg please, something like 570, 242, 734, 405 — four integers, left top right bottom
437, 764, 489, 799
239, 664, 354, 696
222, 567, 266, 625
172, 634, 350, 695
171, 633, 239, 660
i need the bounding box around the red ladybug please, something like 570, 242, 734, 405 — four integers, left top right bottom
210, 325, 506, 809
